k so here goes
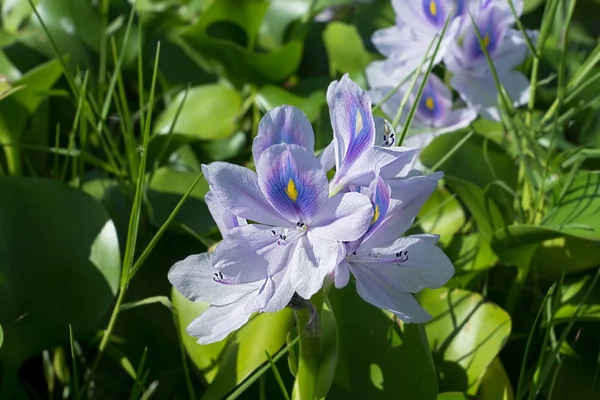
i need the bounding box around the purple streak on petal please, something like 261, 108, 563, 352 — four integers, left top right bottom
327, 74, 376, 173
206, 162, 290, 226
415, 75, 452, 125
252, 105, 315, 164
257, 143, 329, 223
363, 175, 392, 240
422, 0, 445, 28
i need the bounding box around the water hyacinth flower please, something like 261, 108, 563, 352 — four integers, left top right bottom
332, 172, 454, 322
444, 0, 532, 120
368, 71, 477, 151
169, 74, 455, 344
370, 0, 476, 83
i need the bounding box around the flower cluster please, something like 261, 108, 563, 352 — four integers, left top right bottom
169, 75, 454, 344
367, 0, 536, 149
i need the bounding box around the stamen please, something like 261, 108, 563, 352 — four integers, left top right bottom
213, 271, 234, 284
395, 250, 409, 263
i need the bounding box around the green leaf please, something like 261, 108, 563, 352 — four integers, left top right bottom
543, 172, 600, 240
446, 177, 505, 239
328, 285, 438, 399
147, 167, 213, 234
554, 273, 600, 322
445, 233, 498, 280
256, 85, 325, 123
535, 236, 600, 277
2, 0, 38, 34
315, 300, 338, 399
437, 393, 477, 400
477, 358, 514, 400
322, 22, 375, 85
154, 84, 242, 140
417, 186, 465, 246
0, 177, 121, 367
0, 324, 3, 349
259, 0, 310, 50
420, 288, 512, 395
171, 288, 294, 400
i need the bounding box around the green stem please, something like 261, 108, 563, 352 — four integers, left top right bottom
0, 141, 22, 175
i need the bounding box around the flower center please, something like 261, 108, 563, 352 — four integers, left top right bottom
285, 178, 299, 202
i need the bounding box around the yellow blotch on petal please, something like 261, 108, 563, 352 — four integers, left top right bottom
355, 110, 363, 135
285, 178, 299, 202
371, 205, 380, 226
425, 96, 435, 111
482, 33, 491, 48
429, 0, 437, 16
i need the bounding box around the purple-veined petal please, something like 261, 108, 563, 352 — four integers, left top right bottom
352, 235, 454, 293
437, 106, 478, 132
257, 143, 329, 223
492, 29, 531, 73
327, 74, 376, 176
205, 162, 290, 226
319, 141, 336, 172
363, 175, 392, 240
253, 105, 315, 164
213, 224, 299, 284
205, 190, 246, 237
187, 298, 254, 344
291, 232, 344, 299
338, 146, 418, 187
263, 264, 296, 312
309, 192, 373, 242
349, 261, 432, 323
168, 252, 261, 306
334, 260, 351, 288
414, 74, 453, 126
362, 172, 443, 248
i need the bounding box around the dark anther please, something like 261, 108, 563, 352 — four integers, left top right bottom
342, 241, 349, 244
352, 251, 357, 255
271, 230, 276, 236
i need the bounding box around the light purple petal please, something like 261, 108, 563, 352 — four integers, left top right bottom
319, 141, 336, 171
437, 106, 478, 132
492, 29, 531, 73
353, 235, 455, 293
213, 224, 298, 284
350, 262, 432, 323
187, 299, 253, 344
451, 70, 529, 121
362, 172, 443, 248
334, 260, 351, 289
253, 105, 315, 164
168, 253, 260, 306
291, 233, 344, 299
205, 190, 246, 237
309, 192, 373, 242
257, 143, 329, 223
205, 162, 290, 226
327, 74, 376, 176
263, 264, 296, 312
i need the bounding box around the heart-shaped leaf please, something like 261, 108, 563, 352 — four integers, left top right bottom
0, 177, 121, 367
420, 288, 512, 395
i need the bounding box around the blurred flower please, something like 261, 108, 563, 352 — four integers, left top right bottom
368, 72, 477, 152
333, 174, 454, 322
444, 0, 534, 120
370, 0, 477, 83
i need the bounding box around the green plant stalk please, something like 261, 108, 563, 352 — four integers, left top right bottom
292, 288, 329, 400
0, 133, 22, 175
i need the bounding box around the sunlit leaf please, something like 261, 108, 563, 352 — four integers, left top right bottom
478, 358, 514, 400
328, 285, 438, 399
417, 186, 466, 246
421, 288, 512, 395
554, 273, 600, 322
0, 177, 121, 367
543, 172, 600, 240
256, 85, 325, 122
154, 84, 242, 140
171, 288, 294, 400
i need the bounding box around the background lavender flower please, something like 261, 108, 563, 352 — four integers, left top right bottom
368, 71, 477, 153
444, 0, 533, 120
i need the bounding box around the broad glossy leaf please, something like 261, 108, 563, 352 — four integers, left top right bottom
259, 0, 310, 50
478, 358, 514, 400
421, 288, 512, 395
322, 22, 375, 86
437, 393, 476, 400
446, 177, 505, 239
0, 177, 120, 366
154, 84, 242, 140
256, 85, 325, 122
554, 273, 600, 322
535, 236, 600, 277
445, 234, 498, 288
421, 132, 517, 217
2, 0, 37, 34
171, 287, 294, 400
417, 186, 466, 246
147, 167, 214, 234
543, 172, 600, 240
328, 285, 438, 399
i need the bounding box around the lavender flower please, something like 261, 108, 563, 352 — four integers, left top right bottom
370, 0, 476, 84
444, 0, 532, 120
333, 174, 454, 322
368, 72, 477, 152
